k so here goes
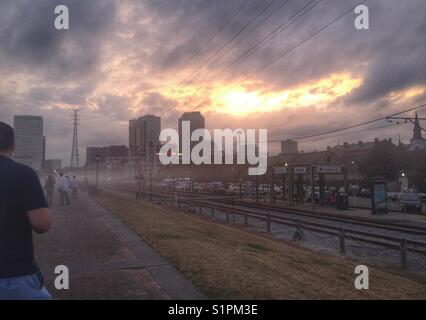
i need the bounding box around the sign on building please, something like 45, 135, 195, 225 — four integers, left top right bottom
273, 166, 288, 174
293, 167, 308, 175
316, 165, 343, 174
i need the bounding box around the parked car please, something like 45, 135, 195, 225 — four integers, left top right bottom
387, 192, 401, 201
400, 193, 423, 213
359, 188, 371, 198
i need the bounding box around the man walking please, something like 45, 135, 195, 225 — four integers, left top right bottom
0, 121, 52, 300
44, 174, 55, 206
58, 172, 70, 206
71, 176, 79, 199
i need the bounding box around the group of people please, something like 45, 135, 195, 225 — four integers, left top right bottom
44, 173, 80, 206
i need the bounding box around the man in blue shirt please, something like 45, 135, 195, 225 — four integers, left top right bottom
0, 121, 52, 300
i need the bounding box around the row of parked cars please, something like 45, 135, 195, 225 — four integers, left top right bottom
155, 179, 425, 213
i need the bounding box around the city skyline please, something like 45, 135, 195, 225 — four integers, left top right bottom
0, 0, 425, 165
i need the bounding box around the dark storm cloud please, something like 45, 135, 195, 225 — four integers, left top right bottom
0, 0, 116, 80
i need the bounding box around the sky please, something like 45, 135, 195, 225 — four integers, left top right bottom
0, 0, 425, 165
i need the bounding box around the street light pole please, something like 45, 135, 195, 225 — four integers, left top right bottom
149, 168, 152, 201
138, 161, 141, 199
96, 155, 100, 187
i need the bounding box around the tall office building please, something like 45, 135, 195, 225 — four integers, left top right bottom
129, 114, 161, 160
13, 115, 44, 172
178, 111, 205, 155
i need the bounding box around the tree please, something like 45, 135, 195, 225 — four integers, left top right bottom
359, 141, 399, 181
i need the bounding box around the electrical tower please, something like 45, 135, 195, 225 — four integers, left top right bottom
70, 109, 80, 168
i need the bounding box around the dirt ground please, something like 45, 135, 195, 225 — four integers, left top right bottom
94, 191, 426, 300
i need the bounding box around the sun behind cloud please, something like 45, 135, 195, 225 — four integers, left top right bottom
205, 73, 362, 115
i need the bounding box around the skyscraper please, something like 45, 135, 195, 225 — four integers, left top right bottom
178, 111, 205, 155
129, 114, 161, 160
13, 115, 44, 172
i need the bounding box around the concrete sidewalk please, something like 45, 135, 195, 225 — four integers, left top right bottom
34, 192, 207, 300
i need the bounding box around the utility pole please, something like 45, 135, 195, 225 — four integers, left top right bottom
138, 161, 141, 199
149, 168, 152, 201
270, 167, 275, 204
311, 165, 315, 211
70, 109, 80, 168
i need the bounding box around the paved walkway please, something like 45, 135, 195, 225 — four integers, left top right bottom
34, 192, 206, 300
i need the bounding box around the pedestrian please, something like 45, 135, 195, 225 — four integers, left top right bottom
44, 174, 55, 206
58, 172, 70, 206
0, 121, 52, 300
71, 176, 79, 199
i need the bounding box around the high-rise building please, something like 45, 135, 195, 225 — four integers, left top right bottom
178, 111, 205, 155
129, 115, 161, 159
13, 115, 44, 172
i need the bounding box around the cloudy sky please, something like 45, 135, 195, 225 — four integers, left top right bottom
0, 0, 425, 165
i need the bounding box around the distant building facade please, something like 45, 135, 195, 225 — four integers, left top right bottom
129, 115, 161, 160
45, 159, 62, 171
178, 111, 205, 155
280, 139, 298, 155
13, 115, 44, 172
86, 145, 129, 166
270, 138, 396, 181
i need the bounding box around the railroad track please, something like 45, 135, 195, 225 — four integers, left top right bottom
105, 185, 426, 270
109, 184, 426, 235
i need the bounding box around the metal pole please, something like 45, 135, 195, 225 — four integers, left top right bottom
311, 165, 315, 211
267, 213, 271, 233
401, 239, 407, 270
289, 167, 293, 208
255, 175, 259, 203
339, 229, 346, 254
149, 169, 152, 201
270, 167, 275, 204
96, 159, 99, 187
138, 162, 141, 197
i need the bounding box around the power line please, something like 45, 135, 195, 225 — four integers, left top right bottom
179, 0, 280, 86
250, 0, 368, 77
207, 0, 291, 70
196, 0, 325, 89
294, 123, 400, 144
179, 0, 254, 71
268, 103, 426, 142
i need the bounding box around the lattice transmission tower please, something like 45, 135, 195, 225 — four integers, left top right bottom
70, 109, 80, 168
